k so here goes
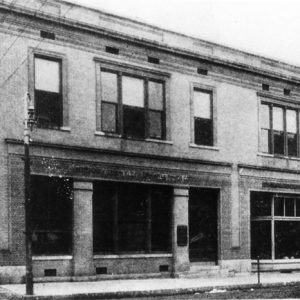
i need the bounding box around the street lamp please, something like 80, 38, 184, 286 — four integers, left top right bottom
24, 93, 36, 295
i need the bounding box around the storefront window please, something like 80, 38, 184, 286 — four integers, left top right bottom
93, 182, 171, 254
251, 191, 300, 260
31, 176, 73, 255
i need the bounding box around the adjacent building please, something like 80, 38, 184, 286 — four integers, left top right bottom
0, 0, 300, 283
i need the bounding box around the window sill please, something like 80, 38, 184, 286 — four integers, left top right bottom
95, 131, 173, 145
189, 143, 219, 151
33, 255, 73, 261
251, 259, 300, 264
94, 253, 172, 259
36, 126, 71, 132
145, 138, 173, 145
257, 152, 300, 161
95, 131, 121, 138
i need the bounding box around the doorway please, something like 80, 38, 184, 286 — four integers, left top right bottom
189, 188, 219, 263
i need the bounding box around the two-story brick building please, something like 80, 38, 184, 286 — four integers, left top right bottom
1, 0, 300, 284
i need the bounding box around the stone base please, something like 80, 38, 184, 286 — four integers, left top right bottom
219, 259, 252, 274
0, 266, 25, 284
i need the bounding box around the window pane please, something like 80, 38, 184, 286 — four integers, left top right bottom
250, 191, 272, 217
275, 221, 300, 259
101, 71, 118, 103
32, 176, 72, 255
285, 198, 295, 217
260, 129, 271, 153
35, 58, 60, 93
122, 76, 144, 107
118, 183, 148, 252
287, 133, 297, 157
123, 106, 145, 139
274, 197, 284, 216
102, 103, 117, 133
149, 81, 163, 111
251, 221, 271, 259
274, 131, 284, 155
260, 104, 270, 129
273, 107, 284, 131
93, 182, 115, 253
149, 111, 162, 139
194, 90, 211, 119
151, 186, 171, 252
195, 118, 213, 146
35, 90, 61, 129
296, 199, 300, 217
286, 110, 297, 133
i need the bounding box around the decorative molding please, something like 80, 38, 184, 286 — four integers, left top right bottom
5, 138, 232, 168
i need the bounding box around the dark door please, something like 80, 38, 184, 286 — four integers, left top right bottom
189, 188, 218, 263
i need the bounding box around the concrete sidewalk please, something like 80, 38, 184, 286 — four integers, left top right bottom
1, 272, 300, 299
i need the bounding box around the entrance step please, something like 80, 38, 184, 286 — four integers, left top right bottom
178, 265, 228, 278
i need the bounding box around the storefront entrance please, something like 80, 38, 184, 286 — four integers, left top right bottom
189, 188, 218, 263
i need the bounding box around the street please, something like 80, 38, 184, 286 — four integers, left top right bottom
97, 284, 300, 299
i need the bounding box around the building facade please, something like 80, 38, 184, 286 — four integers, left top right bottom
1, 0, 300, 283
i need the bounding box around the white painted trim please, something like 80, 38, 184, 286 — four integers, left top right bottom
94, 253, 172, 259
145, 139, 173, 145
189, 143, 219, 151
33, 256, 73, 261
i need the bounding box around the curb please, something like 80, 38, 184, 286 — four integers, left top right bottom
3, 281, 300, 300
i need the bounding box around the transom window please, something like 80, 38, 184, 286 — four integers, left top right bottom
260, 102, 299, 157
251, 191, 300, 260
34, 56, 62, 129
101, 69, 166, 140
193, 89, 213, 146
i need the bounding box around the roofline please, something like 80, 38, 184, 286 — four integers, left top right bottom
1, 0, 300, 84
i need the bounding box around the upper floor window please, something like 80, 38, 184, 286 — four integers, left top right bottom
193, 89, 213, 146
260, 102, 298, 157
34, 56, 62, 129
100, 69, 166, 140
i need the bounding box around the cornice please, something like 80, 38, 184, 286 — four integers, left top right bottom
5, 138, 232, 168
1, 2, 300, 85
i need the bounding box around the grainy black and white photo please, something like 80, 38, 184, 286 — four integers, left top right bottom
1, 0, 300, 299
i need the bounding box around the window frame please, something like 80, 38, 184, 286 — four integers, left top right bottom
93, 181, 172, 255
28, 48, 69, 130
251, 192, 300, 261
190, 83, 217, 148
95, 58, 170, 141
259, 99, 300, 157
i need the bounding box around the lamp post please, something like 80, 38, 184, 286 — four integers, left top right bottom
24, 93, 35, 295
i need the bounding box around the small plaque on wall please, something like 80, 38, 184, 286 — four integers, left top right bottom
177, 225, 188, 247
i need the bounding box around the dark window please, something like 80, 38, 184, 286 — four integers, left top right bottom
250, 191, 272, 217
197, 68, 208, 75
251, 192, 300, 260
260, 103, 299, 157
105, 46, 119, 55
35, 56, 62, 129
194, 89, 213, 146
31, 176, 72, 255
93, 182, 171, 254
284, 89, 291, 96
251, 221, 272, 259
100, 70, 166, 140
148, 56, 160, 64
40, 31, 55, 40
262, 84, 269, 91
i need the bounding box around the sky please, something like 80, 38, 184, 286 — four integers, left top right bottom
64, 0, 300, 67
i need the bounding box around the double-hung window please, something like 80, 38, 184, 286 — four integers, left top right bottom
34, 55, 62, 129
100, 68, 166, 140
260, 102, 298, 157
193, 89, 213, 146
